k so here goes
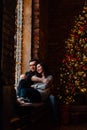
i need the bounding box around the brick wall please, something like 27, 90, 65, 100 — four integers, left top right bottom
32, 0, 85, 85
2, 1, 16, 130
46, 0, 85, 81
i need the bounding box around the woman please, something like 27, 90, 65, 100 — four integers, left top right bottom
32, 62, 58, 124
31, 62, 53, 100
37, 62, 53, 86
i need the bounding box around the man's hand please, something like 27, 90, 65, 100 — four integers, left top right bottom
20, 74, 26, 80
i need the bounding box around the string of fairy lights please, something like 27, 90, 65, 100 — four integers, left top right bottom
14, 0, 23, 88
58, 2, 87, 104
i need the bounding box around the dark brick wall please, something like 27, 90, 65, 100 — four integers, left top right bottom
1, 0, 16, 85
32, 0, 85, 85
46, 0, 85, 80
0, 1, 2, 130
2, 1, 16, 130
39, 0, 48, 62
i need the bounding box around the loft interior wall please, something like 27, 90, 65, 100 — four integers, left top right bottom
22, 0, 32, 73
2, 0, 16, 130
22, 0, 85, 76
45, 0, 85, 79
39, 0, 48, 63
2, 0, 16, 85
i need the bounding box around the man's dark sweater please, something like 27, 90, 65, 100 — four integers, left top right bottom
17, 71, 41, 102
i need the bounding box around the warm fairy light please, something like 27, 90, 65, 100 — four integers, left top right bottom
14, 0, 23, 88
58, 2, 87, 104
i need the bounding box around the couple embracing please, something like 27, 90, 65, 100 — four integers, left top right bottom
17, 59, 53, 103
17, 59, 58, 123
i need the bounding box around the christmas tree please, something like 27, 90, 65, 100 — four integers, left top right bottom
58, 2, 87, 104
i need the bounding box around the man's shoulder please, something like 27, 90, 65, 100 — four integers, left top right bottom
25, 71, 36, 76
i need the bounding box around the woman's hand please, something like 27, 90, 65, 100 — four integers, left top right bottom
42, 75, 53, 85
42, 78, 49, 84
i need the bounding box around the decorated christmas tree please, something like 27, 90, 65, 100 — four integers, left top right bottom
58, 2, 87, 104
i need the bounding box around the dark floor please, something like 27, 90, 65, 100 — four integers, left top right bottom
26, 116, 87, 130
58, 124, 87, 130
10, 104, 87, 130
10, 115, 87, 130
25, 123, 87, 130
31, 122, 87, 130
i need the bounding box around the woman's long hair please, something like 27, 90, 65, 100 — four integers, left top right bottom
37, 62, 50, 78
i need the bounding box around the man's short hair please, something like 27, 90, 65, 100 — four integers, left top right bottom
29, 59, 39, 65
